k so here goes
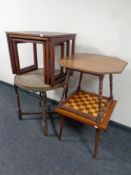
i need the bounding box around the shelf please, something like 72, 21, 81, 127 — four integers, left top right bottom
55, 90, 117, 130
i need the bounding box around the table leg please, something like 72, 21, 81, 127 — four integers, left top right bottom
14, 84, 22, 120
97, 75, 104, 123
58, 116, 65, 141
41, 91, 49, 136
93, 128, 101, 159
109, 74, 113, 100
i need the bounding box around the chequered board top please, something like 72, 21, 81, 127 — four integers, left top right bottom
63, 91, 109, 118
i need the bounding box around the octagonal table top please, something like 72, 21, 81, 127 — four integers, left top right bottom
60, 53, 127, 75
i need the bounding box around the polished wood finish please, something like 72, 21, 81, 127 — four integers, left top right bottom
6, 31, 76, 86
94, 129, 100, 159
97, 75, 104, 123
60, 53, 128, 75
55, 53, 127, 158
55, 93, 117, 130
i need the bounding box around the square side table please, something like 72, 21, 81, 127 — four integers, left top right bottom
6, 31, 76, 86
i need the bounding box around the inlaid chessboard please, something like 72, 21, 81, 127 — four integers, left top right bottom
61, 90, 110, 121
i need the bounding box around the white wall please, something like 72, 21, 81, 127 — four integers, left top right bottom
0, 0, 131, 127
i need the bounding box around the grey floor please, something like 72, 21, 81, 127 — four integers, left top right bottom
0, 81, 131, 175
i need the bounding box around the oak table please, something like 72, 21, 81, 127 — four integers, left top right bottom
55, 53, 127, 158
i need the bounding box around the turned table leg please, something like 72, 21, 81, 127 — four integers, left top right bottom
14, 84, 22, 120
41, 91, 49, 136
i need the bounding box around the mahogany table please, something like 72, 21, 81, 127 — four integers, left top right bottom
55, 53, 127, 158
6, 31, 76, 135
6, 31, 76, 86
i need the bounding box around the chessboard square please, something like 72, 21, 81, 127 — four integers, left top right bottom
86, 105, 92, 109
82, 103, 88, 106
93, 106, 98, 110
79, 107, 86, 111
85, 106, 90, 110
92, 104, 98, 108
90, 109, 97, 113
80, 98, 87, 102
72, 97, 78, 101
81, 97, 87, 100
88, 96, 93, 100
83, 109, 89, 113
73, 106, 80, 110
88, 102, 95, 106
92, 113, 97, 117
76, 102, 83, 106
84, 103, 90, 107
74, 100, 80, 103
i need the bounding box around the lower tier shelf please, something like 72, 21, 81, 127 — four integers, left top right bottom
55, 90, 117, 130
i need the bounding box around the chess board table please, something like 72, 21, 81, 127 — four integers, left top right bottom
55, 53, 127, 158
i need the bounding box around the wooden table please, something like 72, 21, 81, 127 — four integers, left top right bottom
14, 68, 64, 136
60, 53, 127, 74
6, 31, 76, 86
6, 31, 76, 135
55, 53, 127, 158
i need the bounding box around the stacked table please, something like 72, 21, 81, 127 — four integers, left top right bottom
6, 31, 76, 135
6, 31, 76, 86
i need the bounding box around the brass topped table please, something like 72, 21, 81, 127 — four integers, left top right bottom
55, 53, 127, 158
14, 68, 64, 136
